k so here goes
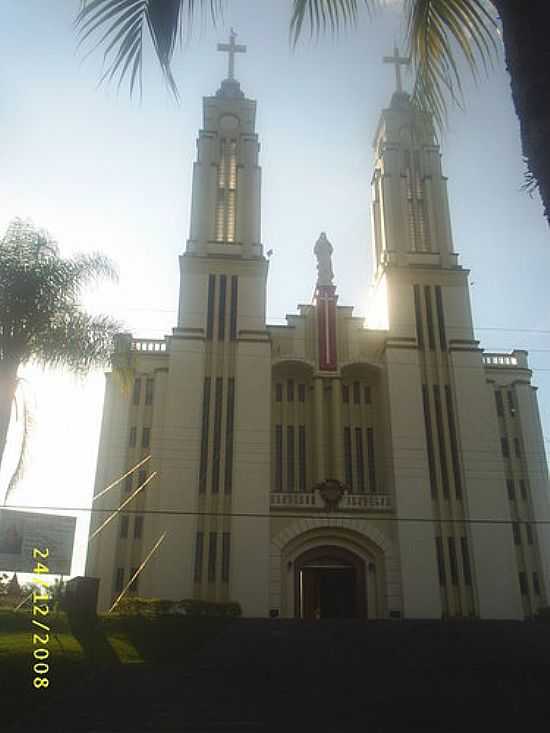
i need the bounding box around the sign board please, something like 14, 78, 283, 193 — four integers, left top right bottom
0, 509, 76, 575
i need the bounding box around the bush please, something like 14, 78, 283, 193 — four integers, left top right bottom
174, 599, 242, 617
534, 606, 550, 622
113, 596, 242, 618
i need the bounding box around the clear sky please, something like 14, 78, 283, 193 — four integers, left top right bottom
1, 0, 549, 579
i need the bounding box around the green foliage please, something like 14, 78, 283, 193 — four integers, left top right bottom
0, 218, 121, 373
534, 606, 550, 622
76, 0, 224, 99
0, 217, 123, 490
113, 596, 242, 617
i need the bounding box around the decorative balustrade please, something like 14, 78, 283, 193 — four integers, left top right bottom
482, 353, 518, 367
131, 339, 167, 353
270, 491, 392, 512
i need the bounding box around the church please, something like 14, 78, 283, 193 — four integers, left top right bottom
86, 33, 550, 620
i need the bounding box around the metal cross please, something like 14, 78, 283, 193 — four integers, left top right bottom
217, 28, 246, 80
383, 45, 410, 93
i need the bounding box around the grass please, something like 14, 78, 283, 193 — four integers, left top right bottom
0, 607, 233, 727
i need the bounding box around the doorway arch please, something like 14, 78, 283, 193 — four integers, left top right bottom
294, 544, 367, 619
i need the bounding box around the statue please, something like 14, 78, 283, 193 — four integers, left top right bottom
314, 232, 334, 287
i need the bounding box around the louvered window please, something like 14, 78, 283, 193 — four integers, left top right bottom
215, 139, 238, 243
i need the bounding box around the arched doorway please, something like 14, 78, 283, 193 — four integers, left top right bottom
294, 545, 366, 619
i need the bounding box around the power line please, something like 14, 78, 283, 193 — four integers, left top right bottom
3, 504, 550, 525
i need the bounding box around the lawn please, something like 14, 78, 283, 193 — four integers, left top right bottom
0, 608, 232, 727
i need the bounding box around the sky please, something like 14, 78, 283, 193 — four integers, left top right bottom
1, 0, 549, 580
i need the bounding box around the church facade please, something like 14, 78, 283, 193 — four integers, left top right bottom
86, 35, 550, 620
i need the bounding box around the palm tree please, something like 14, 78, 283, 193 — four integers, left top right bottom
0, 218, 121, 502
75, 0, 550, 224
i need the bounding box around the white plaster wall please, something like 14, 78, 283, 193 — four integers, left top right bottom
231, 339, 271, 616
384, 347, 442, 619
450, 350, 523, 619
515, 382, 550, 603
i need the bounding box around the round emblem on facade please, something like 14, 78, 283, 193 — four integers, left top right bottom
313, 479, 349, 511
219, 114, 239, 131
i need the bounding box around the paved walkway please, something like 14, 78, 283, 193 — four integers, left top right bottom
8, 619, 550, 732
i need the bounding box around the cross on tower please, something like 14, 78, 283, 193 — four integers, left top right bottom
217, 28, 247, 81
383, 45, 410, 93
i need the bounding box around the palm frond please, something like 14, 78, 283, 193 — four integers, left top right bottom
33, 309, 122, 375
290, 0, 377, 46
405, 0, 499, 129
76, 0, 224, 99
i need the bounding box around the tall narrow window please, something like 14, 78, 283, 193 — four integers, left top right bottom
212, 378, 223, 494
424, 286, 436, 350
218, 274, 227, 341
129, 568, 138, 592
435, 286, 447, 351
198, 378, 211, 493
435, 537, 446, 585
132, 378, 141, 406
129, 427, 137, 447
526, 523, 533, 545
287, 426, 295, 491
298, 426, 306, 492
367, 428, 376, 492
495, 391, 504, 417
145, 378, 154, 406
224, 378, 235, 494
222, 533, 231, 582
364, 386, 371, 404
445, 385, 462, 499
125, 475, 133, 493
422, 385, 437, 499
194, 532, 204, 582
353, 382, 360, 405
413, 284, 424, 348
142, 427, 150, 449
206, 275, 216, 340
134, 515, 144, 539
215, 139, 238, 242
208, 532, 217, 582
533, 572, 540, 595
448, 537, 458, 585
344, 427, 353, 488
287, 380, 294, 402
501, 437, 509, 458
230, 275, 238, 340
342, 384, 350, 403
114, 568, 124, 593
513, 522, 521, 545
298, 384, 306, 402
120, 515, 129, 539
519, 571, 528, 596
460, 537, 472, 586
507, 479, 515, 500
507, 390, 516, 416
514, 437, 521, 458
520, 480, 528, 499
138, 468, 147, 487
433, 385, 449, 497
355, 428, 365, 493
275, 425, 283, 491
275, 383, 283, 402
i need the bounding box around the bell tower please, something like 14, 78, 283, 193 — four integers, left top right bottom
369, 49, 522, 620
163, 32, 271, 616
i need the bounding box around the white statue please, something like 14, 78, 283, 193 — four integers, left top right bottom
314, 232, 334, 286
